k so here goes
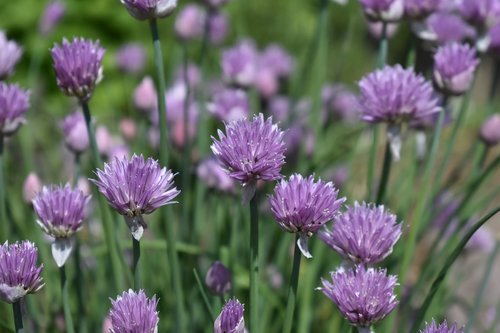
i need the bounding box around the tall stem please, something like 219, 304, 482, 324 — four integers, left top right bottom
12, 301, 24, 333
282, 235, 302, 333
375, 141, 392, 204
74, 240, 87, 333
0, 136, 7, 239
132, 237, 141, 290
249, 193, 260, 333
181, 42, 191, 237
60, 265, 75, 333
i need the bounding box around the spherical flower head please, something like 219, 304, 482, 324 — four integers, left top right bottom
60, 111, 89, 153
0, 31, 23, 80
359, 0, 404, 22
214, 298, 245, 333
208, 12, 229, 45
134, 76, 157, 112
269, 174, 346, 258
120, 0, 177, 20
207, 88, 250, 123
460, 0, 500, 28
259, 44, 295, 79
196, 156, 235, 192
404, 0, 442, 20
175, 4, 205, 41
221, 41, 258, 87
90, 154, 180, 240
414, 12, 476, 46
210, 113, 286, 198
0, 241, 44, 304
319, 266, 398, 328
479, 114, 500, 146
115, 43, 146, 74
39, 1, 66, 36
420, 319, 464, 333
433, 43, 479, 96
0, 82, 30, 136
109, 289, 159, 333
205, 261, 232, 295
319, 202, 402, 265
51, 38, 105, 102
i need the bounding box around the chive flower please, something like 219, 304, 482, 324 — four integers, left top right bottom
358, 0, 404, 22
120, 0, 177, 21
479, 114, 500, 146
0, 31, 22, 80
60, 111, 89, 154
205, 261, 232, 295
109, 289, 159, 333
207, 88, 249, 123
0, 82, 30, 136
420, 319, 464, 333
214, 298, 245, 333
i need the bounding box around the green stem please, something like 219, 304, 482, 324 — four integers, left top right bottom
378, 22, 388, 68
0, 136, 7, 239
282, 235, 302, 333
375, 141, 392, 204
73, 153, 81, 186
74, 240, 87, 333
249, 193, 260, 333
132, 237, 141, 290
193, 268, 216, 321
12, 301, 23, 333
60, 265, 75, 333
181, 42, 191, 238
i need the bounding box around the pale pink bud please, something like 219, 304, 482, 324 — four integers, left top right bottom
23, 172, 42, 204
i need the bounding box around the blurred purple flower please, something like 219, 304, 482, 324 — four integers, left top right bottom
134, 76, 157, 113
259, 44, 294, 79
175, 4, 205, 41
120, 118, 138, 141
214, 298, 245, 333
116, 43, 146, 74
322, 84, 360, 123
109, 289, 159, 333
120, 0, 177, 20
413, 12, 476, 45
208, 11, 229, 45
96, 125, 115, 156
196, 156, 235, 192
39, 1, 65, 36
359, 0, 404, 22
367, 20, 400, 40
204, 0, 231, 8
459, 0, 500, 28
404, 0, 443, 20
51, 38, 105, 102
107, 144, 130, 160
319, 266, 398, 328
60, 111, 89, 154
466, 226, 495, 253
420, 319, 464, 333
205, 261, 232, 295
207, 88, 249, 122
269, 174, 346, 258
479, 114, 500, 146
175, 63, 201, 89
488, 23, 500, 55
221, 41, 258, 87
0, 82, 30, 136
269, 96, 291, 123
23, 172, 42, 204
0, 31, 22, 80
0, 241, 44, 304
319, 202, 401, 265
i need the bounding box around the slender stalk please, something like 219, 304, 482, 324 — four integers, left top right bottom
12, 301, 24, 333
0, 136, 7, 239
181, 42, 191, 238
74, 240, 88, 333
282, 235, 302, 333
73, 153, 81, 186
198, 7, 214, 66
375, 141, 392, 204
378, 22, 388, 68
60, 265, 75, 333
249, 193, 260, 333
193, 268, 216, 321
132, 237, 141, 290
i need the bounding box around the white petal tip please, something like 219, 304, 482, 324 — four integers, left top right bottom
52, 238, 75, 267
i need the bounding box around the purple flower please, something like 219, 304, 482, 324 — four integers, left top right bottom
269, 96, 291, 123
259, 44, 294, 79
459, 0, 500, 28
479, 114, 500, 146
90, 154, 180, 240
207, 88, 249, 123
51, 38, 105, 102
0, 82, 30, 136
0, 31, 22, 80
0, 241, 44, 304
359, 0, 404, 22
205, 261, 232, 295
319, 202, 402, 265
196, 156, 235, 192
214, 298, 245, 333
221, 41, 258, 87
115, 43, 146, 74
109, 289, 159, 333
319, 266, 398, 328
404, 0, 443, 20
120, 0, 177, 21
488, 23, 500, 55
204, 0, 231, 8
420, 319, 464, 333
208, 11, 229, 45
175, 4, 205, 41
23, 172, 42, 204
134, 76, 157, 112
39, 1, 65, 36
322, 84, 360, 123
60, 111, 89, 153
413, 12, 476, 45
433, 43, 479, 96
211, 114, 286, 199
269, 174, 346, 258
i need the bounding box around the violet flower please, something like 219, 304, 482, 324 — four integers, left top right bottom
60, 111, 89, 154
420, 319, 464, 333
22, 172, 42, 204
268, 174, 346, 258
0, 82, 30, 136
120, 0, 177, 21
0, 31, 22, 80
459, 0, 500, 28
358, 0, 404, 22
488, 23, 500, 55
208, 11, 229, 45
221, 41, 258, 87
90, 154, 180, 240
479, 114, 500, 146
319, 266, 398, 329
205, 261, 232, 295
214, 298, 245, 333
204, 0, 231, 8
133, 76, 157, 112
0, 241, 44, 304
109, 289, 159, 333
413, 12, 476, 46
39, 1, 66, 36
51, 38, 105, 102
207, 88, 249, 123
116, 43, 146, 74
175, 4, 205, 41
259, 44, 295, 79
319, 202, 402, 265
404, 0, 443, 20
196, 156, 235, 192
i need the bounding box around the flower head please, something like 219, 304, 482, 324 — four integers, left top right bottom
134, 76, 157, 112
221, 41, 258, 87
433, 43, 479, 96
175, 4, 205, 41
214, 298, 245, 333
120, 0, 177, 20
404, 0, 442, 20
51, 38, 105, 102
39, 1, 65, 36
116, 43, 146, 74
319, 202, 402, 265
205, 261, 232, 295
90, 154, 180, 240
479, 114, 500, 146
319, 266, 398, 328
488, 22, 500, 55
258, 44, 294, 79
196, 156, 235, 192
60, 111, 89, 153
415, 12, 476, 46
420, 319, 464, 333
269, 174, 346, 258
459, 0, 500, 28
0, 31, 22, 80
359, 0, 404, 22
0, 82, 30, 136
109, 289, 159, 333
207, 88, 249, 123
23, 172, 42, 204
208, 12, 229, 45
0, 241, 44, 304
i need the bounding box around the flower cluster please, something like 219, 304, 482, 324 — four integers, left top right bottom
0, 82, 30, 136
109, 289, 159, 333
0, 31, 22, 80
120, 0, 177, 21
214, 298, 245, 333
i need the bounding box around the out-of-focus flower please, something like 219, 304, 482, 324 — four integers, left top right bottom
319, 266, 398, 328
269, 174, 345, 258
120, 0, 177, 21
39, 1, 66, 36
420, 319, 464, 333
359, 0, 404, 22
433, 43, 479, 96
115, 43, 146, 74
269, 96, 291, 123
319, 202, 401, 265
322, 84, 360, 122
214, 298, 245, 333
175, 63, 201, 89
204, 0, 231, 8
207, 88, 249, 122
102, 316, 112, 333
367, 21, 400, 39
255, 68, 279, 99
0, 241, 44, 304
23, 172, 42, 204
175, 5, 205, 41
488, 23, 500, 55
0, 82, 30, 136
196, 156, 235, 192
205, 261, 232, 295
134, 76, 157, 113
60, 111, 89, 154
221, 41, 258, 87
90, 155, 180, 240
0, 31, 22, 80
466, 226, 495, 253
459, 0, 500, 29
33, 184, 90, 266
109, 289, 159, 333
208, 11, 229, 45
404, 0, 443, 20
51, 38, 105, 102
479, 114, 500, 146
170, 118, 196, 149
413, 12, 476, 46
259, 44, 294, 79
119, 118, 138, 141
96, 125, 114, 156
266, 265, 284, 289
107, 144, 130, 160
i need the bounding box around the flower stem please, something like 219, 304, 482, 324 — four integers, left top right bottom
60, 265, 75, 333
181, 41, 191, 238
132, 237, 141, 290
74, 240, 88, 333
12, 301, 24, 333
375, 141, 392, 204
282, 235, 302, 333
0, 135, 7, 239
249, 193, 260, 333
193, 268, 216, 321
